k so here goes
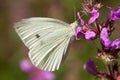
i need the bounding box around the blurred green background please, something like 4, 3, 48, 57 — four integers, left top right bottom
0, 0, 120, 80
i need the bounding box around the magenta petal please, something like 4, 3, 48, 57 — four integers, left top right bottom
30, 70, 55, 80
20, 59, 33, 72
110, 10, 119, 21
116, 6, 120, 17
75, 26, 82, 39
84, 30, 96, 40
84, 59, 97, 75
110, 5, 120, 21
88, 8, 99, 25
111, 38, 120, 49
100, 28, 112, 50
40, 71, 55, 80
77, 12, 85, 25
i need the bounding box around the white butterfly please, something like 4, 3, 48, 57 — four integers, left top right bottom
14, 17, 78, 71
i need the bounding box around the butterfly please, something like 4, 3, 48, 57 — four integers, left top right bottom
14, 17, 78, 71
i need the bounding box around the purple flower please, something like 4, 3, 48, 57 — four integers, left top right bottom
84, 59, 97, 75
76, 12, 97, 40
110, 5, 120, 21
77, 12, 84, 26
75, 12, 84, 39
84, 30, 96, 40
20, 59, 33, 72
77, 9, 99, 25
111, 38, 120, 49
30, 70, 55, 80
75, 26, 82, 39
75, 26, 96, 40
100, 28, 112, 50
20, 59, 55, 80
100, 28, 120, 50
39, 71, 55, 80
88, 8, 99, 25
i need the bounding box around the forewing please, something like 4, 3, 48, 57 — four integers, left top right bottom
14, 17, 73, 71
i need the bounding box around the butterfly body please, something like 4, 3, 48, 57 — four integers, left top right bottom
14, 17, 78, 71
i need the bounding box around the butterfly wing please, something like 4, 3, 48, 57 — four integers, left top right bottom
14, 17, 76, 71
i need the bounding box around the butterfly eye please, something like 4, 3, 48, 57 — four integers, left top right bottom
35, 34, 40, 38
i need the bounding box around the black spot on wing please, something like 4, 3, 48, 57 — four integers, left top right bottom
35, 34, 40, 38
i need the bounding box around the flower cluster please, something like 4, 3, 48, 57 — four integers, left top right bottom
20, 59, 55, 80
75, 0, 120, 80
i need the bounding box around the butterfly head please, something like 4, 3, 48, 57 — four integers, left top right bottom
70, 21, 78, 29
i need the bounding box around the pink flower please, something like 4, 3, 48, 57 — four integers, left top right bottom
84, 59, 97, 75
20, 59, 55, 80
76, 11, 97, 40
100, 27, 120, 51
84, 30, 96, 40
100, 28, 112, 51
117, 76, 120, 80
88, 8, 99, 25
110, 5, 120, 21
20, 59, 33, 72
77, 12, 85, 26
75, 26, 82, 39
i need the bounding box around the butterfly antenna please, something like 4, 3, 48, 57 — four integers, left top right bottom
73, 6, 77, 21
73, 1, 83, 22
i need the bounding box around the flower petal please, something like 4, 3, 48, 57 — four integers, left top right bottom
20, 59, 33, 72
84, 59, 97, 75
117, 76, 120, 80
88, 8, 99, 25
77, 12, 85, 25
84, 30, 96, 40
115, 6, 120, 17
110, 10, 119, 21
75, 26, 82, 39
100, 28, 112, 50
110, 5, 120, 21
111, 38, 120, 49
